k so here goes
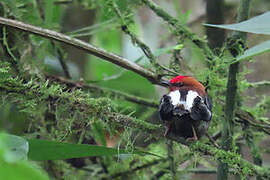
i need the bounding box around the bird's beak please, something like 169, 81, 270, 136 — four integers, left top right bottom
160, 80, 171, 87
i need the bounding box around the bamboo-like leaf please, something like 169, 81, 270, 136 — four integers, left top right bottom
204, 11, 270, 35
28, 139, 159, 161
233, 40, 270, 64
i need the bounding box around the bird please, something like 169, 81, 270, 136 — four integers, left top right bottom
159, 75, 212, 141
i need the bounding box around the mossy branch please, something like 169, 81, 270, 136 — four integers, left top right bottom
217, 0, 251, 179
217, 99, 270, 135
141, 0, 215, 61
112, 2, 159, 70
46, 75, 159, 108
192, 142, 270, 179
243, 124, 263, 180
112, 2, 178, 76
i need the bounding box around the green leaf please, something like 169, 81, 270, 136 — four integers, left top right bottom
88, 59, 156, 99
67, 18, 118, 38
0, 133, 49, 180
2, 134, 29, 162
233, 40, 270, 64
28, 139, 157, 161
0, 160, 50, 180
174, 44, 184, 50
204, 11, 270, 35
153, 44, 184, 57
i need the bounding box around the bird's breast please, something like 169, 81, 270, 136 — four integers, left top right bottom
168, 90, 200, 111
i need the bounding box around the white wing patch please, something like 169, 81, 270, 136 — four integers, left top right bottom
186, 91, 200, 110
168, 90, 200, 111
168, 90, 181, 106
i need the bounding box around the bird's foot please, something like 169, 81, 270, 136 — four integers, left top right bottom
186, 136, 198, 142
186, 125, 198, 142
164, 125, 170, 137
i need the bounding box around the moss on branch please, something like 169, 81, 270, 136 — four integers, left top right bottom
0, 63, 160, 139
191, 142, 270, 179
141, 0, 215, 61
1, 62, 270, 178
46, 74, 159, 109
218, 0, 251, 179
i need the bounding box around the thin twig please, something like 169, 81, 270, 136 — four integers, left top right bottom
106, 158, 167, 179
212, 131, 222, 140
54, 0, 73, 4
1, 26, 20, 73
0, 17, 161, 84
55, 47, 71, 79
35, 0, 71, 79
158, 64, 179, 76
180, 168, 235, 174
249, 81, 270, 88
235, 110, 270, 129
217, 99, 270, 135
235, 118, 270, 136
206, 132, 219, 148
167, 140, 176, 179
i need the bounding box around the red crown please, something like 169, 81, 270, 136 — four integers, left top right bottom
170, 76, 189, 83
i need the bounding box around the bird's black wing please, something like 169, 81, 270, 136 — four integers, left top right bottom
159, 95, 174, 121
190, 95, 212, 121
204, 95, 212, 111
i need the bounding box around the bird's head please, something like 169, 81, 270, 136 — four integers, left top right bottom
161, 75, 205, 92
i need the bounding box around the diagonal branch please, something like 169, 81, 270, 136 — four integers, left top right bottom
112, 2, 158, 67
141, 0, 215, 61
106, 158, 167, 179
0, 17, 161, 84
249, 80, 270, 88
112, 3, 178, 76
192, 142, 270, 179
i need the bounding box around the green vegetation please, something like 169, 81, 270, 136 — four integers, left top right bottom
1, 0, 270, 179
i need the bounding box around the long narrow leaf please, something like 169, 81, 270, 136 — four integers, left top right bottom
204, 11, 270, 35
233, 40, 270, 64
28, 139, 159, 161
